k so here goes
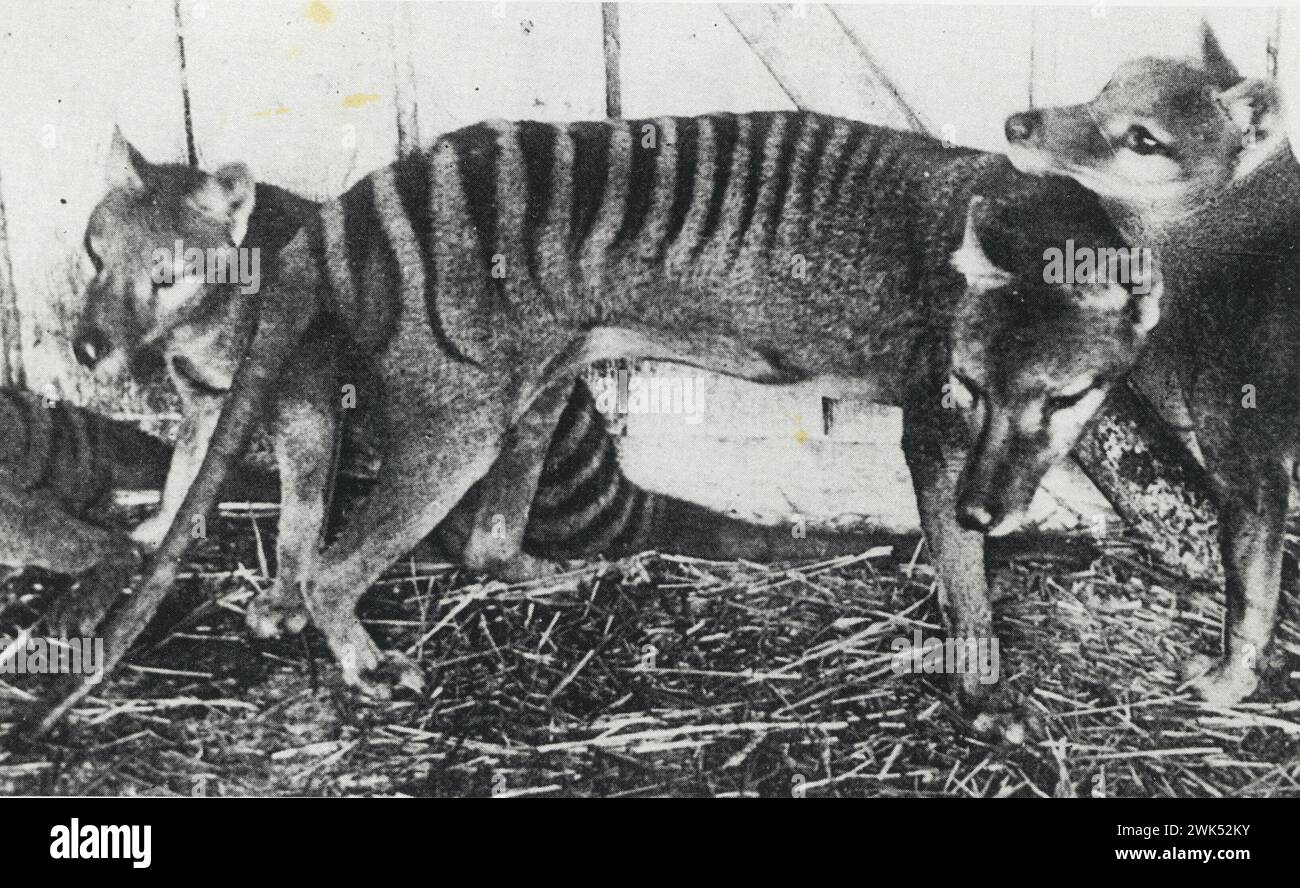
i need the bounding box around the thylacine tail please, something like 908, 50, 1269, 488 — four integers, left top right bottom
435, 378, 880, 563
25, 223, 325, 737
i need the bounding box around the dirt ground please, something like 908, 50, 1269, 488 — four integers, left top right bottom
2, 508, 1298, 798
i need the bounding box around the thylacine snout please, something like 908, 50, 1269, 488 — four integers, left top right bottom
1005, 23, 1283, 223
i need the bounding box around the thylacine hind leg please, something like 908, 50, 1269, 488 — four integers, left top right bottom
297, 368, 513, 694
0, 485, 141, 637
460, 377, 576, 581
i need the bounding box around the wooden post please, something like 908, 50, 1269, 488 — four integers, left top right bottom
1074, 384, 1221, 583
0, 178, 22, 389
602, 3, 622, 118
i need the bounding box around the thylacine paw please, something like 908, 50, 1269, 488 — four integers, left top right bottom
464, 549, 563, 584
959, 679, 1030, 745
48, 547, 143, 637
1182, 654, 1259, 707
335, 632, 424, 700
245, 579, 311, 639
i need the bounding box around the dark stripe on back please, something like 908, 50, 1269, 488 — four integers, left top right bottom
339, 177, 381, 301
698, 113, 740, 246
392, 151, 434, 253
245, 183, 313, 257
602, 486, 650, 556
827, 123, 869, 203
660, 115, 699, 256
517, 121, 557, 282
540, 445, 623, 538
542, 418, 614, 500
764, 114, 803, 241
568, 121, 612, 251
611, 119, 659, 249
796, 117, 833, 218
392, 150, 442, 339
444, 122, 502, 300
737, 113, 777, 240
543, 381, 599, 465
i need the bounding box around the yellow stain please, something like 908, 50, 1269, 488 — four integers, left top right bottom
305, 1, 334, 25
343, 92, 380, 109
794, 428, 809, 444
253, 104, 292, 119
287, 46, 303, 60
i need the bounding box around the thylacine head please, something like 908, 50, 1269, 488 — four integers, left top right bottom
1004, 23, 1284, 231
946, 179, 1160, 536
72, 128, 311, 377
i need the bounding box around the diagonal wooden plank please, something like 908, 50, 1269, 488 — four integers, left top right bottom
720, 3, 927, 133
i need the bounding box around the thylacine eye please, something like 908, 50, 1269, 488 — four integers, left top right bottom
1047, 382, 1096, 412
1121, 125, 1165, 156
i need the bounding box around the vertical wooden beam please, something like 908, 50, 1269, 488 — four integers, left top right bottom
0, 176, 23, 388
391, 1, 421, 155
172, 0, 199, 167
602, 3, 622, 118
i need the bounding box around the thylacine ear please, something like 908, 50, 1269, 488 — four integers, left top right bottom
950, 197, 1014, 291
1200, 21, 1242, 89
1213, 78, 1284, 179
187, 162, 256, 246
105, 125, 150, 191
1074, 252, 1161, 335
1129, 262, 1161, 335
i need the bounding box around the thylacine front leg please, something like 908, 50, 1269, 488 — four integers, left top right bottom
130, 382, 222, 551
1185, 455, 1290, 705
902, 408, 998, 713
1180, 358, 1292, 706
246, 342, 342, 638
459, 378, 576, 582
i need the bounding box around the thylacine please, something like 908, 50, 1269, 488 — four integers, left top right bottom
72, 134, 877, 634
81, 112, 1157, 710
0, 387, 162, 636
1005, 25, 1296, 705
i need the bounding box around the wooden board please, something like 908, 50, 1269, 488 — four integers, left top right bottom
0, 0, 185, 408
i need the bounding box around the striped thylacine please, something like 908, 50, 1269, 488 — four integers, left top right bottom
67, 134, 875, 632
76, 112, 1157, 711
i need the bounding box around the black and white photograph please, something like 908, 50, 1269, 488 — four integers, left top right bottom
0, 0, 1296, 824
